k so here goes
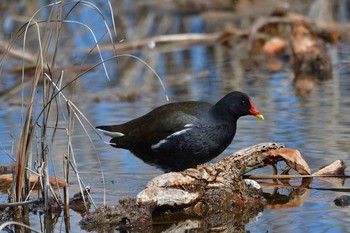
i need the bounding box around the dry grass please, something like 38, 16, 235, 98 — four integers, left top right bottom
0, 0, 121, 222
0, 1, 170, 227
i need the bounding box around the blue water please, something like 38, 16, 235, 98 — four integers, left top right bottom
1, 1, 350, 232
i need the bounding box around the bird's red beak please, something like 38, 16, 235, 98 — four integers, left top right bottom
249, 99, 264, 121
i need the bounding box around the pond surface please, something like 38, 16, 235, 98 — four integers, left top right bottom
1, 1, 350, 232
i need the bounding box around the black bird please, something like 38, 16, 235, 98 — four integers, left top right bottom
96, 91, 264, 172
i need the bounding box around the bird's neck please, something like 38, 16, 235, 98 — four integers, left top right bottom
209, 104, 239, 124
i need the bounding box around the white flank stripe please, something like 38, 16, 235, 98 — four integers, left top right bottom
97, 128, 125, 137
151, 126, 193, 150
169, 128, 192, 137
151, 139, 168, 149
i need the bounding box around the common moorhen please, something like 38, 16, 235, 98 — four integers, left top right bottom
97, 91, 264, 172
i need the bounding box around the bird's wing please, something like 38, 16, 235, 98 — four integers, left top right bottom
131, 110, 201, 145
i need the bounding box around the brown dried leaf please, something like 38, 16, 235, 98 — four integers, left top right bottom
0, 173, 66, 191
262, 37, 286, 56
312, 160, 346, 176
266, 148, 311, 175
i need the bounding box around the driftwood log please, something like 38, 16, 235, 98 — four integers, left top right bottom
81, 142, 286, 231
78, 141, 347, 231
136, 142, 285, 207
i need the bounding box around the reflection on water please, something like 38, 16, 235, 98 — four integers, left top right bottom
0, 1, 350, 232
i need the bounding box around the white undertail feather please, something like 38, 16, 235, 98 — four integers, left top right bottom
97, 128, 125, 137
104, 141, 117, 146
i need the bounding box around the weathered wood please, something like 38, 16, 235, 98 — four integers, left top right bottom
137, 142, 284, 208
81, 142, 284, 231
81, 142, 347, 231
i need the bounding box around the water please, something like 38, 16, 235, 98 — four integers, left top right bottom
1, 1, 350, 232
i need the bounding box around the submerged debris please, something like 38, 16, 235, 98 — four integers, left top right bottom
244, 5, 342, 96
80, 197, 155, 232
69, 187, 91, 214
334, 195, 350, 208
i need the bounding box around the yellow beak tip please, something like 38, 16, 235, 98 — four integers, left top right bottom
256, 114, 264, 121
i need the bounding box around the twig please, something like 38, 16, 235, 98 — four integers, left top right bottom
96, 30, 241, 53
68, 159, 97, 209
259, 181, 350, 192
113, 54, 169, 101
244, 174, 350, 179
248, 17, 293, 52
44, 73, 99, 208
0, 143, 16, 162
0, 221, 42, 233
0, 199, 38, 207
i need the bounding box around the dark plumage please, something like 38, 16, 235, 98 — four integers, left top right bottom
96, 91, 264, 172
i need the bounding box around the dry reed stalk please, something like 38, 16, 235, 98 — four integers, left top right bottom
64, 104, 73, 217
41, 74, 50, 212
13, 0, 59, 216
14, 41, 42, 215
7, 0, 125, 222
